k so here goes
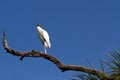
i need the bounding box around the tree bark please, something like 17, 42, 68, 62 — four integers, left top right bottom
2, 32, 113, 80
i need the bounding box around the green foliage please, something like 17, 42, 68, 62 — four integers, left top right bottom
72, 73, 99, 80
72, 50, 120, 80
106, 51, 120, 80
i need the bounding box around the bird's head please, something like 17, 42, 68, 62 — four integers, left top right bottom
36, 24, 45, 30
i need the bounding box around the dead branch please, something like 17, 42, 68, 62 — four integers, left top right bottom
2, 32, 113, 80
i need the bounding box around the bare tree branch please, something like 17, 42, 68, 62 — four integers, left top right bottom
2, 32, 113, 80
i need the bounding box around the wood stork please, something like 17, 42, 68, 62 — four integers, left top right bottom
36, 24, 51, 53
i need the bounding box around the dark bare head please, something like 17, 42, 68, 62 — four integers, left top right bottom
36, 24, 45, 30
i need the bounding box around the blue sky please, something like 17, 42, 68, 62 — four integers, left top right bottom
0, 0, 120, 80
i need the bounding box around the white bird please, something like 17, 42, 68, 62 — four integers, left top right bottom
36, 24, 51, 53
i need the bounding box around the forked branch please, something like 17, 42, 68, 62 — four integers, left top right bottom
2, 32, 113, 80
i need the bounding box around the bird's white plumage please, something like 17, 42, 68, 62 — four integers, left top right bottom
36, 24, 51, 53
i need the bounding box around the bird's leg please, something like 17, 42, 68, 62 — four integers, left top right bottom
44, 45, 47, 53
